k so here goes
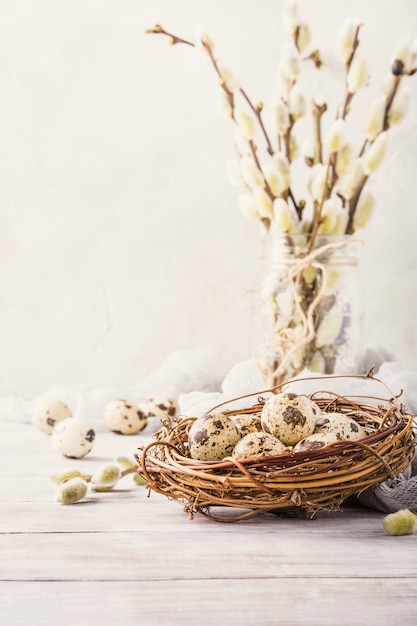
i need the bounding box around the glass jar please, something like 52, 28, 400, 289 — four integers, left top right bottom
252, 233, 363, 388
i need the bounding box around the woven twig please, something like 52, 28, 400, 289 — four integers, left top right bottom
136, 373, 416, 522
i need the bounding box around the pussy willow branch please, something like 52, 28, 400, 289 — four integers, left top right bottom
148, 24, 305, 218
148, 27, 275, 154
312, 101, 327, 164
239, 89, 274, 155
340, 24, 362, 119
307, 155, 333, 252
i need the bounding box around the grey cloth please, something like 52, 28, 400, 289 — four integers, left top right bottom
358, 455, 417, 513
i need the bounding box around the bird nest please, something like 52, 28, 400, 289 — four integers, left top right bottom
136, 372, 416, 522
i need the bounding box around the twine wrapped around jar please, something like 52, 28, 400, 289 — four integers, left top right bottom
252, 234, 363, 387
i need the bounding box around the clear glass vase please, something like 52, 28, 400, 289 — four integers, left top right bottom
253, 233, 363, 387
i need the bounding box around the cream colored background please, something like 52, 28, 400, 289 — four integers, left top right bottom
1, 0, 416, 394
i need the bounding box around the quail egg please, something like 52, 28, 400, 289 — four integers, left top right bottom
138, 396, 178, 420
314, 412, 366, 441
102, 400, 148, 435
294, 431, 340, 452
51, 418, 96, 458
234, 414, 262, 436
232, 432, 286, 460
294, 432, 338, 452
261, 393, 320, 446
32, 398, 72, 435
188, 413, 241, 461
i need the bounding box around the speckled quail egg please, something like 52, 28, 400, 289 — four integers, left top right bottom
232, 432, 286, 460
51, 418, 96, 458
102, 399, 147, 435
137, 396, 178, 420
32, 398, 72, 435
261, 393, 320, 446
294, 431, 340, 452
188, 413, 241, 461
234, 414, 262, 436
314, 412, 366, 441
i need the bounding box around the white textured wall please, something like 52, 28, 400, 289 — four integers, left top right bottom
0, 0, 416, 393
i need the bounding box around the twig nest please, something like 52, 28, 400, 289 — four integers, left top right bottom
232, 432, 286, 460
294, 431, 339, 451
102, 400, 147, 435
32, 399, 72, 435
233, 414, 262, 436
138, 396, 178, 420
51, 418, 96, 458
188, 413, 241, 461
261, 393, 320, 446
314, 411, 366, 441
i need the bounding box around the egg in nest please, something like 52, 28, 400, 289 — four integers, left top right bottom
232, 431, 286, 460
188, 413, 241, 461
261, 393, 320, 446
294, 431, 340, 452
234, 414, 262, 436
314, 412, 366, 441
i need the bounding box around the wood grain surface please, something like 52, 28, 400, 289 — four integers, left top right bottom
1, 420, 416, 625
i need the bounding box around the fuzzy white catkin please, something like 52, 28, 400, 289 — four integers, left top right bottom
318, 199, 337, 234
391, 36, 412, 70
336, 143, 354, 177
333, 209, 349, 235
297, 24, 311, 52
302, 140, 314, 162
194, 26, 214, 58
288, 85, 306, 119
277, 62, 293, 95
90, 463, 121, 491
326, 119, 345, 152
388, 86, 411, 126
273, 198, 298, 233
313, 93, 327, 108
272, 100, 291, 135
55, 477, 88, 505
283, 0, 299, 34
411, 38, 417, 70
310, 164, 328, 201
335, 18, 356, 64
363, 132, 387, 175
218, 64, 239, 92
264, 165, 285, 197
382, 73, 397, 98
240, 156, 264, 189
281, 45, 301, 81
253, 187, 274, 219
289, 135, 299, 161
365, 97, 386, 140
215, 88, 233, 119
272, 153, 291, 189
339, 159, 364, 200
235, 110, 255, 141
347, 56, 368, 93
353, 191, 375, 229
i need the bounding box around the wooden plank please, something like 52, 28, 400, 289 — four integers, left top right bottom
1, 579, 416, 626
2, 415, 416, 626
0, 500, 385, 534
1, 530, 416, 581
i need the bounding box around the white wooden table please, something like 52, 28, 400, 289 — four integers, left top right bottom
1, 417, 417, 626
